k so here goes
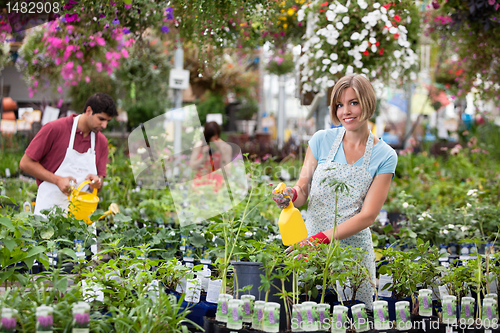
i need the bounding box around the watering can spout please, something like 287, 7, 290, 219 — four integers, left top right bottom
274, 182, 308, 246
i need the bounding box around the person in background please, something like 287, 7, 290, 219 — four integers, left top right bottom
19, 93, 118, 215
189, 121, 232, 191
272, 74, 398, 310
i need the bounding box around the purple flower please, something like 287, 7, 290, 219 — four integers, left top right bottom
99, 14, 106, 19
161, 26, 169, 33
432, 1, 440, 9
65, 13, 78, 22
123, 27, 131, 34
165, 7, 174, 20
112, 18, 120, 25
63, 0, 77, 10
1, 317, 16, 330
488, 0, 495, 5
124, 4, 131, 8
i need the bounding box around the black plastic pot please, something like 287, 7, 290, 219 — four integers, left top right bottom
231, 261, 292, 332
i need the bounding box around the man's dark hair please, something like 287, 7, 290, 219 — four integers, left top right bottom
83, 93, 118, 117
204, 121, 221, 144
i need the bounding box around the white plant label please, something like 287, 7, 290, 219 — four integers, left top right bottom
336, 280, 352, 302
185, 278, 202, 303
378, 274, 393, 298
489, 273, 498, 294
206, 279, 222, 303
176, 277, 187, 294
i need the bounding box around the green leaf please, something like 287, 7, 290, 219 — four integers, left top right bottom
26, 246, 46, 258
0, 217, 14, 230
3, 238, 15, 252
59, 248, 77, 260
41, 226, 55, 239
24, 256, 35, 270
0, 270, 14, 283
382, 224, 393, 233
55, 277, 68, 293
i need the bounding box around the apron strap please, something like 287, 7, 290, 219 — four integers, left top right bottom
362, 131, 375, 169
327, 127, 346, 161
90, 131, 95, 152
68, 115, 81, 150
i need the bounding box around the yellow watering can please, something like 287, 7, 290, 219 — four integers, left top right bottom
274, 182, 308, 246
68, 181, 120, 225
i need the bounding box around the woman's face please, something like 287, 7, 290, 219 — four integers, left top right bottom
335, 87, 365, 131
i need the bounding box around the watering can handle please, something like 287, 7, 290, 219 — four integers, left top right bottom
72, 180, 98, 197
274, 182, 292, 199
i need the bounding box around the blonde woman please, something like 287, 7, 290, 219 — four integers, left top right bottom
273, 74, 398, 309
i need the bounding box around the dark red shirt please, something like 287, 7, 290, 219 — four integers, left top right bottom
25, 114, 108, 186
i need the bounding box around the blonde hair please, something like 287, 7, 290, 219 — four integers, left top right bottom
330, 74, 376, 126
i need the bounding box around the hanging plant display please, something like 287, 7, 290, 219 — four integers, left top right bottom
298, 0, 420, 93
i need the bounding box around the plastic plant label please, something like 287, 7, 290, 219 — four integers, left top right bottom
227, 300, 244, 330
36, 305, 54, 333
1, 307, 18, 333
252, 301, 266, 331
185, 278, 202, 303
332, 310, 349, 333
292, 304, 303, 332
489, 273, 498, 294
378, 274, 393, 298
442, 295, 457, 324
460, 297, 475, 321
418, 290, 433, 317
336, 280, 353, 302
373, 301, 390, 330
72, 302, 90, 333
216, 294, 233, 323
241, 295, 255, 323
205, 279, 222, 304
352, 305, 370, 333
175, 277, 187, 294
263, 303, 280, 333
396, 304, 411, 331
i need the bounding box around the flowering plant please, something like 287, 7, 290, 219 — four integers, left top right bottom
266, 50, 295, 76
424, 0, 500, 101
16, 15, 132, 103
298, 0, 420, 93
0, 41, 11, 75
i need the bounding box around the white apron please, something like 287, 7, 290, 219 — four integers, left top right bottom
34, 115, 97, 215
307, 127, 376, 309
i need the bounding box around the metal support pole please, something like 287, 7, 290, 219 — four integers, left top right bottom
257, 47, 265, 132
173, 45, 183, 155
277, 75, 286, 149
404, 82, 414, 149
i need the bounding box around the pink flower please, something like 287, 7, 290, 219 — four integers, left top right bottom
76, 51, 83, 59
121, 49, 129, 58
57, 99, 64, 107
95, 37, 105, 46
57, 86, 63, 94
95, 62, 102, 72
76, 65, 82, 74
85, 76, 90, 83
488, 0, 495, 5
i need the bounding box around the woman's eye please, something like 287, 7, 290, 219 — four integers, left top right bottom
337, 104, 343, 108
351, 101, 358, 105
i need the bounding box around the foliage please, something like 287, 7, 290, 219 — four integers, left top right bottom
299, 0, 421, 93
68, 72, 119, 113
424, 0, 500, 101
15, 16, 130, 97
266, 51, 295, 76
195, 91, 226, 126
0, 41, 11, 74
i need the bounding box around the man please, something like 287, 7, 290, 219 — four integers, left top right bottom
19, 93, 118, 215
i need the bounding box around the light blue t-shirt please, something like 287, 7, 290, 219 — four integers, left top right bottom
308, 128, 398, 178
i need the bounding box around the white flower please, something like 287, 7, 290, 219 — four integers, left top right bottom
389, 27, 398, 34
297, 9, 305, 22
353, 60, 363, 68
303, 83, 312, 92
326, 36, 338, 45
371, 45, 377, 52
351, 32, 360, 40
389, 9, 395, 16
292, 45, 302, 56
336, 22, 344, 30
330, 53, 338, 61
327, 24, 335, 30
337, 64, 344, 71
380, 6, 387, 14
315, 49, 324, 58
359, 41, 369, 52
329, 64, 338, 74
391, 70, 399, 79
394, 50, 402, 58
369, 37, 377, 44
403, 202, 409, 209
150, 136, 158, 140
342, 16, 350, 24
329, 4, 337, 10
335, 3, 348, 13
373, 2, 380, 8
467, 189, 478, 197
346, 65, 354, 74
358, 0, 368, 9
447, 224, 455, 229
467, 203, 472, 208
327, 79, 335, 87
322, 58, 331, 65
410, 72, 417, 80
326, 10, 336, 21
343, 41, 351, 47
137, 147, 147, 154
362, 68, 369, 74
399, 25, 408, 34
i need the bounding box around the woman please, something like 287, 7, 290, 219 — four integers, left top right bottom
190, 121, 232, 191
273, 74, 398, 309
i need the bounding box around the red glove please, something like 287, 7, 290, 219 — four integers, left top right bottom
304, 232, 330, 245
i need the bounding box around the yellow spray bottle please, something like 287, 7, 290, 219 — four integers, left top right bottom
274, 182, 309, 246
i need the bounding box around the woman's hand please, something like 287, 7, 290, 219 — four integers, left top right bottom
272, 186, 296, 209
